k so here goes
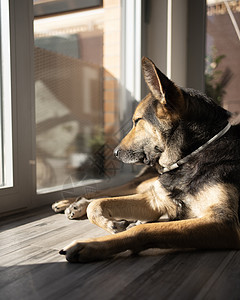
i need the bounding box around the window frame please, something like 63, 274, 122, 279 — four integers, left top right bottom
0, 0, 14, 189
34, 0, 103, 17
0, 0, 35, 214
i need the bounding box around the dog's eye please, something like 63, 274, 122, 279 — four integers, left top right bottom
134, 118, 142, 126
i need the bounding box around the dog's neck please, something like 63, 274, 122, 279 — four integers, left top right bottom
157, 122, 231, 175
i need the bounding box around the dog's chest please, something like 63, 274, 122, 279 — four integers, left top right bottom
151, 180, 185, 220
155, 171, 209, 220
155, 173, 236, 220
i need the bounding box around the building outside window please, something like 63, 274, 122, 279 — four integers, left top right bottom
34, 1, 126, 195
206, 0, 240, 116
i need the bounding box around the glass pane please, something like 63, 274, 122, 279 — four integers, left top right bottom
34, 2, 129, 193
0, 0, 13, 188
205, 0, 240, 114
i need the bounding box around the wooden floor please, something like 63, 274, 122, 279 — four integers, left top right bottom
1, 206, 240, 300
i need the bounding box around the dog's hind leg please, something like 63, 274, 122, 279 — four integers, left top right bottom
60, 216, 240, 263
86, 194, 163, 234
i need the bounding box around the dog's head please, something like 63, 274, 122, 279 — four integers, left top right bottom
114, 57, 230, 170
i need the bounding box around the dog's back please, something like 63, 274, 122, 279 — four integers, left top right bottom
153, 87, 240, 221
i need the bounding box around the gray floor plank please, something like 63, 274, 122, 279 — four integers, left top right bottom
200, 251, 240, 300
1, 207, 240, 300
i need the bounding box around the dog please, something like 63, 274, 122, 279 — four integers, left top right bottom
56, 57, 240, 263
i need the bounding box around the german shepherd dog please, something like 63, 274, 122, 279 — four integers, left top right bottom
56, 57, 240, 263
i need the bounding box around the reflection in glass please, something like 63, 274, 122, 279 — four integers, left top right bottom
206, 0, 240, 114
34, 7, 123, 193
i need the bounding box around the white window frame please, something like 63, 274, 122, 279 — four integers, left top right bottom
120, 0, 142, 126
0, 0, 35, 215
0, 0, 206, 215
0, 0, 13, 189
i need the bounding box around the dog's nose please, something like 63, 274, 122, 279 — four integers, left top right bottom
114, 147, 120, 158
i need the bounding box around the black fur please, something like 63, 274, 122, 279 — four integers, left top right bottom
157, 88, 240, 220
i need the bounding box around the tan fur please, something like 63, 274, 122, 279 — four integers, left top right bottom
184, 183, 239, 220
59, 177, 240, 262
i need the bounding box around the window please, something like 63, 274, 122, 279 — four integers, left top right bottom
0, 0, 144, 215
206, 0, 240, 114
0, 0, 207, 215
0, 0, 13, 189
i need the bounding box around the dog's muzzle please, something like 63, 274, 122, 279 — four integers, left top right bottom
113, 146, 143, 164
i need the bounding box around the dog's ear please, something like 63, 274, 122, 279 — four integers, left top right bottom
142, 57, 183, 111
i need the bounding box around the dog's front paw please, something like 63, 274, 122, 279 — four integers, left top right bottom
52, 199, 75, 213
65, 198, 90, 219
59, 240, 109, 263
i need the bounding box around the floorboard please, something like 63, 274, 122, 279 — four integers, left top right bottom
0, 207, 240, 300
